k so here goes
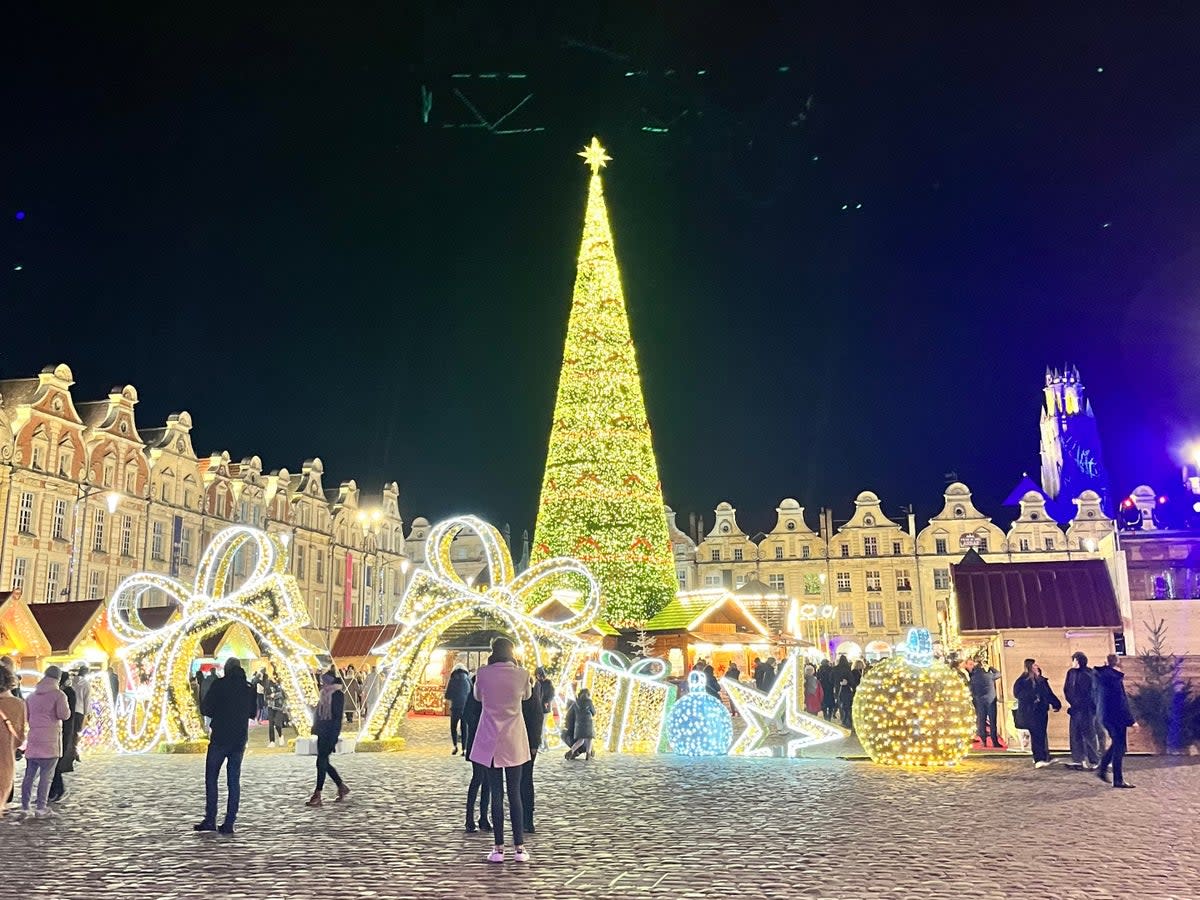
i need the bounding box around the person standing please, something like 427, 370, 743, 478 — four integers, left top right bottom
703, 664, 721, 699
1095, 654, 1136, 789
196, 657, 256, 835
534, 667, 555, 749
817, 660, 836, 721
47, 669, 77, 802
1013, 658, 1062, 768
726, 661, 742, 683
463, 670, 491, 834
266, 682, 288, 747
21, 665, 71, 818
803, 664, 823, 715
760, 658, 778, 692
969, 660, 1003, 748
0, 666, 26, 816
71, 666, 90, 753
469, 638, 532, 863
444, 665, 471, 755
565, 688, 596, 760
520, 676, 544, 833
1063, 651, 1102, 770
306, 673, 350, 806
107, 664, 119, 701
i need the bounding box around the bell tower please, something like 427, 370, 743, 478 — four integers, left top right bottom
1039, 365, 1110, 520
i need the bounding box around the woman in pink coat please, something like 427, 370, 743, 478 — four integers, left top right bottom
468, 637, 532, 863
21, 665, 72, 817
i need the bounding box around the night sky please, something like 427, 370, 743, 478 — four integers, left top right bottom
6, 5, 1200, 536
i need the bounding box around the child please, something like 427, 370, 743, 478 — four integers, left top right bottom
564, 688, 596, 760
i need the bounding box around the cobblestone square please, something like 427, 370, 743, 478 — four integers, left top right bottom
6, 720, 1198, 900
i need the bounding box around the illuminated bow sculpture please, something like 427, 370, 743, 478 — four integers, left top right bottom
107, 526, 323, 752
584, 650, 677, 753
359, 515, 600, 742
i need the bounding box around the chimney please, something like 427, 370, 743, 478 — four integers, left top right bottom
689, 512, 697, 543
907, 511, 917, 540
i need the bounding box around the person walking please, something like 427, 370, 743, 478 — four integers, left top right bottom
520, 676, 544, 833
444, 665, 471, 755
1095, 654, 1136, 789
21, 665, 71, 818
0, 666, 26, 817
463, 670, 491, 834
469, 637, 532, 863
1063, 651, 1102, 770
565, 688, 596, 760
1013, 658, 1062, 768
47, 669, 77, 803
306, 672, 350, 806
266, 682, 288, 747
969, 660, 1003, 748
106, 664, 119, 701
196, 657, 256, 835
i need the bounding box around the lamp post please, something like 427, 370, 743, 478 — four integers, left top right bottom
71, 485, 120, 600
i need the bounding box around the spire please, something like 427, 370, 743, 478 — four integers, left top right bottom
531, 138, 678, 623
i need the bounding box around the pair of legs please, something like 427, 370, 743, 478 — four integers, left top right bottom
1099, 724, 1129, 785
449, 707, 466, 750
568, 737, 592, 758
21, 757, 58, 812
975, 700, 1001, 745
315, 740, 346, 793
486, 765, 524, 849
466, 761, 491, 828
1069, 712, 1103, 766
520, 750, 537, 830
268, 712, 288, 744
1027, 715, 1051, 763
202, 742, 244, 829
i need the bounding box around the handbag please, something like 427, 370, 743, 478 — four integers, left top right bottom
1011, 700, 1027, 730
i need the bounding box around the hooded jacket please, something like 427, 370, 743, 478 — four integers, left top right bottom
24, 676, 71, 759
1094, 664, 1135, 730
443, 668, 471, 710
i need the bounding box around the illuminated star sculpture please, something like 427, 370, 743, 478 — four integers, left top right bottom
577, 136, 612, 174
721, 651, 848, 757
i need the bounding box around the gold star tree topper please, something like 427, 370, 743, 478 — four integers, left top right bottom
578, 136, 612, 174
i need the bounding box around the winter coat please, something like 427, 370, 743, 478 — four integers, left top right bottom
0, 695, 25, 801
443, 669, 471, 710
705, 672, 721, 698
73, 673, 91, 716
56, 683, 77, 773
969, 666, 1001, 704
804, 676, 823, 714
313, 688, 345, 750
521, 691, 544, 750
1094, 665, 1135, 730
571, 698, 596, 740
1063, 666, 1098, 717
202, 672, 257, 748
1013, 673, 1061, 726
726, 664, 742, 683
535, 677, 556, 713
24, 676, 71, 759
759, 662, 777, 692
463, 679, 484, 756
468, 661, 532, 768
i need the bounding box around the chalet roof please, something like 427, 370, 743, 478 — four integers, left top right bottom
645, 591, 769, 636
529, 596, 620, 636
330, 625, 402, 659
27, 599, 105, 654
0, 591, 51, 657
952, 557, 1121, 631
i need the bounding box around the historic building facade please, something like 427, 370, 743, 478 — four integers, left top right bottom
683, 483, 1123, 657
0, 363, 410, 636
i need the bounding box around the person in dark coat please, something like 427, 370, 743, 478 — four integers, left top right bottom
752, 658, 765, 689
463, 670, 491, 833
565, 688, 596, 760
831, 655, 853, 728
306, 672, 349, 806
534, 666, 555, 749
704, 664, 721, 698
47, 670, 77, 802
520, 679, 545, 832
444, 665, 471, 755
725, 661, 741, 683
969, 661, 1003, 748
1013, 658, 1062, 767
1063, 651, 1102, 769
196, 658, 257, 834
266, 682, 289, 747
817, 660, 836, 720
1095, 654, 1136, 788
759, 658, 777, 693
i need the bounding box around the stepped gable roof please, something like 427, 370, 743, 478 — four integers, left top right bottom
331, 625, 403, 659
952, 557, 1121, 631
28, 599, 105, 654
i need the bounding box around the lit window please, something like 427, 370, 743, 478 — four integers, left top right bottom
296, 545, 306, 579
121, 516, 133, 556
735, 574, 747, 587
151, 521, 165, 560
88, 570, 104, 600
703, 574, 721, 586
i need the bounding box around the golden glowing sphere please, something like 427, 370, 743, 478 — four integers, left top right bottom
852, 655, 975, 768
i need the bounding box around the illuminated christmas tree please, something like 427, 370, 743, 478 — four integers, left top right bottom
531, 137, 677, 624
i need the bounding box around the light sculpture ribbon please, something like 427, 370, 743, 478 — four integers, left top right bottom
107, 525, 323, 752
360, 515, 601, 742
584, 649, 676, 753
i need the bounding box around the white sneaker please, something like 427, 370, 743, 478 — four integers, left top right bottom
514, 847, 530, 863
487, 848, 505, 863
1082, 761, 1096, 770
1034, 760, 1056, 768
268, 741, 275, 748
33, 807, 57, 819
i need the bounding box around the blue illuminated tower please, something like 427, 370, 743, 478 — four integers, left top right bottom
1038, 365, 1110, 521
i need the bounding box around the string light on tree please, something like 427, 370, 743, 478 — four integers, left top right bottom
852, 628, 975, 768
666, 670, 733, 757
531, 137, 678, 625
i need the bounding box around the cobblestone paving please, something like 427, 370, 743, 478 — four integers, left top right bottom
6, 719, 1198, 900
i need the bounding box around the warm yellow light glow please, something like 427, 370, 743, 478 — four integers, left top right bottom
584, 650, 676, 753
722, 650, 847, 756
577, 136, 612, 174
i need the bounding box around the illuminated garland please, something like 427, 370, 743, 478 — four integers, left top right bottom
531, 138, 678, 625
722, 650, 848, 756
666, 670, 733, 757
583, 650, 676, 753
106, 526, 323, 752
852, 628, 975, 768
359, 515, 600, 742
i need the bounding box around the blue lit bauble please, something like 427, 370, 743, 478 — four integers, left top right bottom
666, 671, 733, 757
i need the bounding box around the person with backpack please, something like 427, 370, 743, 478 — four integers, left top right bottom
444, 665, 471, 755
1063, 651, 1102, 770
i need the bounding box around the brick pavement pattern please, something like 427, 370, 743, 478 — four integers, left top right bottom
5, 719, 1198, 900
